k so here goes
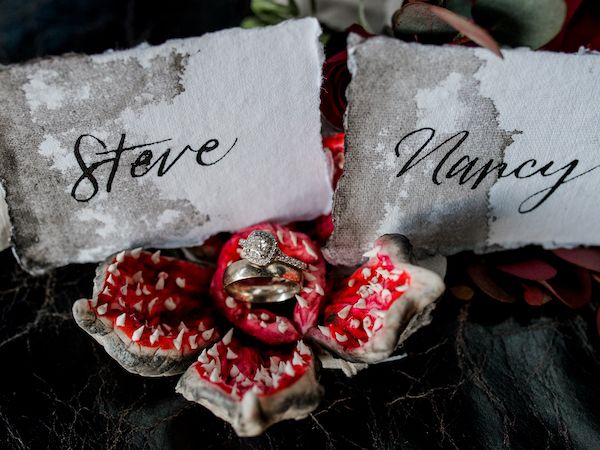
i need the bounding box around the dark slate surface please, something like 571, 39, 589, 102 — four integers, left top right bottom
0, 1, 599, 448
0, 247, 598, 449
0, 0, 249, 64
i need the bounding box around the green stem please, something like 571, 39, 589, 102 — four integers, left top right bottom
357, 0, 373, 33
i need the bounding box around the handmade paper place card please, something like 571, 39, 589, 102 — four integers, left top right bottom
0, 18, 332, 274
326, 36, 600, 266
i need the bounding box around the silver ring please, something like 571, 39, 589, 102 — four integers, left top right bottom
223, 260, 303, 303
239, 230, 308, 271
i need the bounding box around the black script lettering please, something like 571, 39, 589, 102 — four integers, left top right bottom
130, 150, 154, 177
394, 127, 600, 213
191, 138, 239, 166
130, 147, 189, 177
72, 133, 238, 202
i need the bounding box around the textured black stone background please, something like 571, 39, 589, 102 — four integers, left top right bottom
0, 1, 599, 449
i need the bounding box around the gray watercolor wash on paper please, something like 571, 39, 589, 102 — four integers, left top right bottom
326, 37, 517, 266
0, 51, 203, 273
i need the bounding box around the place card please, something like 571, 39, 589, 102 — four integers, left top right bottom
0, 18, 332, 273
326, 36, 600, 265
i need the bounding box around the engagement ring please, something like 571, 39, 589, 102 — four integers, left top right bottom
239, 230, 307, 271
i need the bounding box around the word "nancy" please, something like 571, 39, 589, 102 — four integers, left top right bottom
72, 133, 238, 202
394, 128, 599, 213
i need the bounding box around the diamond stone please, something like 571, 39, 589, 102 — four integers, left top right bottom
240, 230, 278, 266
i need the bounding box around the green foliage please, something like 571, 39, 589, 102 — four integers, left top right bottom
241, 0, 567, 50
444, 0, 473, 19
392, 0, 568, 49
472, 0, 567, 49
241, 0, 300, 28
357, 0, 373, 33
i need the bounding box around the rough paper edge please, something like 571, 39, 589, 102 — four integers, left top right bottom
1, 18, 330, 275
323, 33, 370, 267
0, 185, 10, 252
324, 38, 600, 267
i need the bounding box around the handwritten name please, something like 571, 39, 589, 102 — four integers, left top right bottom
72, 133, 238, 202
395, 128, 599, 213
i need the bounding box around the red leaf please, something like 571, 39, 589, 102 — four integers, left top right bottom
552, 247, 600, 273
522, 283, 552, 306
426, 4, 503, 58
539, 266, 592, 309
466, 261, 517, 303
496, 259, 557, 281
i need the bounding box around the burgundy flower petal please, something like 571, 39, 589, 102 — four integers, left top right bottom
210, 223, 327, 345
176, 332, 323, 436
73, 250, 220, 376
320, 50, 349, 130
543, 0, 584, 50
307, 235, 444, 363
496, 259, 557, 281
552, 247, 600, 273
588, 34, 600, 51
544, 0, 600, 52
320, 26, 373, 130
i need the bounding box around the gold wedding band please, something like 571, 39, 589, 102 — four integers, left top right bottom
223, 260, 303, 303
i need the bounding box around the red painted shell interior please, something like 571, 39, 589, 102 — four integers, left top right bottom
91, 249, 219, 352
210, 223, 327, 345
322, 132, 345, 188
193, 332, 313, 399
318, 253, 411, 350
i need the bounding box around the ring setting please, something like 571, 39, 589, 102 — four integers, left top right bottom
223, 230, 307, 303
239, 230, 307, 271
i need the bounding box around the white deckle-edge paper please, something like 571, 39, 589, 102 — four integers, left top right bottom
326, 36, 600, 266
0, 18, 332, 273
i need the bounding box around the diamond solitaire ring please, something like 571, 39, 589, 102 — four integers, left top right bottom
239, 230, 308, 271
223, 230, 307, 303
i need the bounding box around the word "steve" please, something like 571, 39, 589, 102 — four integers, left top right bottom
71, 133, 238, 202
394, 128, 599, 213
